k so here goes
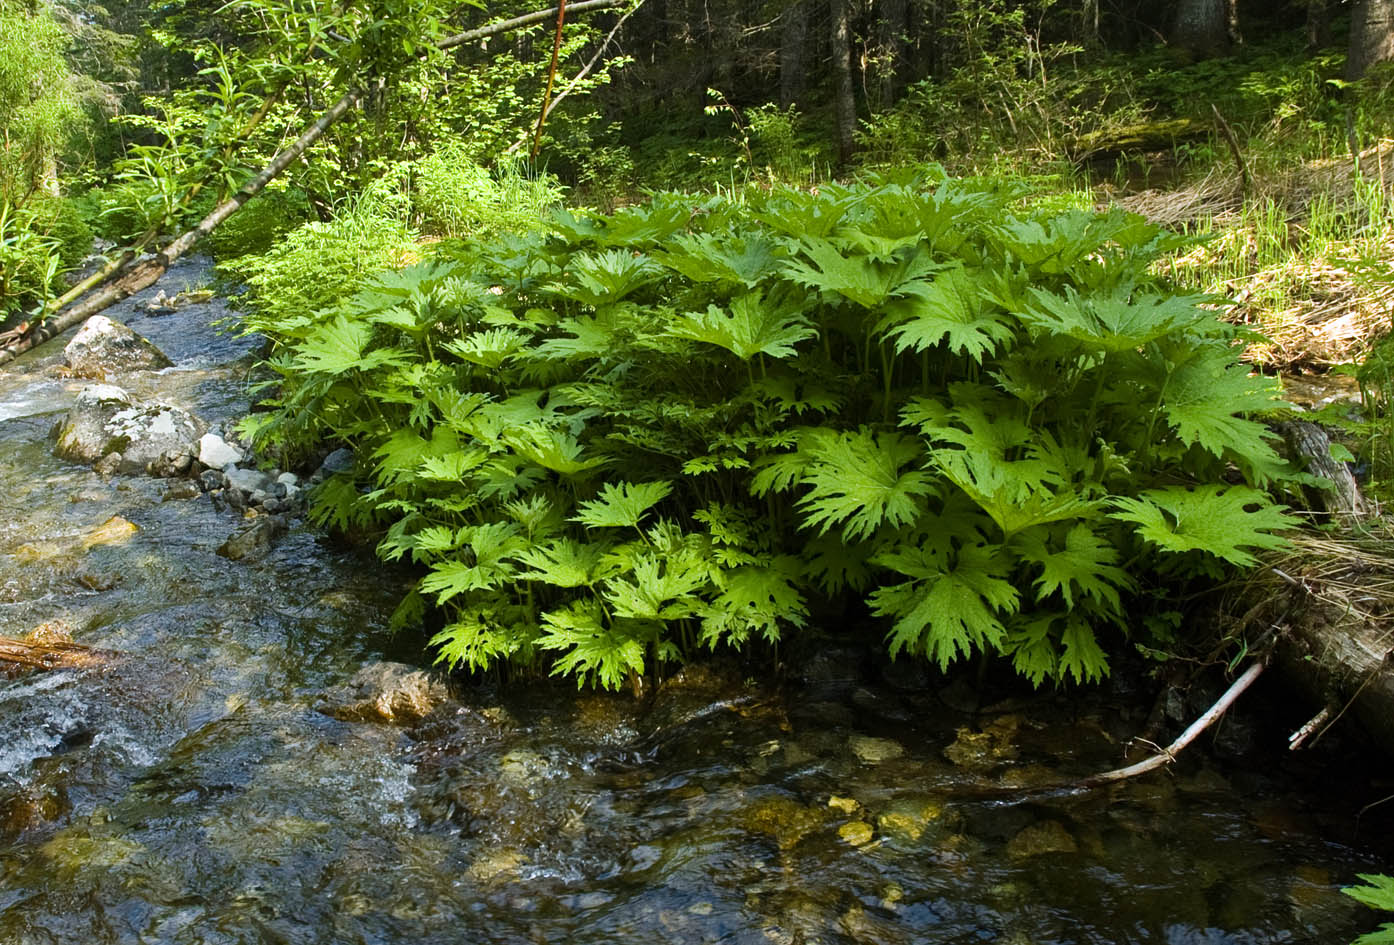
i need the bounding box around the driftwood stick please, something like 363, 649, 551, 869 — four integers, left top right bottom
954, 661, 1268, 802
1073, 660, 1266, 787
0, 638, 96, 672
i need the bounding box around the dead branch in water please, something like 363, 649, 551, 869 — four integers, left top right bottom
0, 638, 99, 673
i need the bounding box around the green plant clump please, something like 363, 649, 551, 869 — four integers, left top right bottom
241, 170, 1302, 689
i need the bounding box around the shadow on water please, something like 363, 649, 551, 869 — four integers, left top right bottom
0, 259, 1389, 944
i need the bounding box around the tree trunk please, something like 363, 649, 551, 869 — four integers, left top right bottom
780, 0, 808, 107
1169, 0, 1229, 60
874, 0, 907, 109
830, 0, 856, 166
1305, 0, 1331, 51
1347, 0, 1394, 82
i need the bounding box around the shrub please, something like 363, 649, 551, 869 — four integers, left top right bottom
203, 187, 314, 261
412, 149, 564, 238
241, 171, 1303, 689
224, 184, 419, 336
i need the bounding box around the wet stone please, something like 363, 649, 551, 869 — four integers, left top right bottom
63, 315, 173, 376
317, 661, 453, 725
849, 734, 904, 764
1006, 820, 1078, 860
215, 515, 287, 561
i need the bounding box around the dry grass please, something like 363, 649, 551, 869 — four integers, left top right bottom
1114, 142, 1394, 370
1251, 526, 1394, 646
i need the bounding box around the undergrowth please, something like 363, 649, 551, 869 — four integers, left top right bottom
239, 170, 1304, 689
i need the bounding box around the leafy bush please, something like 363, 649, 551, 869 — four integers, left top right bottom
224, 183, 419, 331
411, 149, 564, 238
0, 203, 62, 321
241, 171, 1301, 689
203, 187, 313, 260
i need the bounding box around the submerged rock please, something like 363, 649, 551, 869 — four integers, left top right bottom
63, 315, 172, 376
52, 385, 206, 476
1006, 820, 1077, 859
317, 661, 453, 724
215, 515, 288, 561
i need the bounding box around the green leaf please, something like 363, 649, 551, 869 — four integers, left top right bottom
1345, 875, 1394, 945
877, 264, 1014, 361
871, 543, 1019, 669
504, 424, 604, 476
572, 480, 673, 529
783, 236, 935, 308
1110, 485, 1295, 567
1058, 615, 1109, 684
1021, 286, 1207, 353
512, 537, 609, 588
794, 428, 937, 541
669, 288, 816, 360
537, 599, 647, 690
1014, 522, 1134, 611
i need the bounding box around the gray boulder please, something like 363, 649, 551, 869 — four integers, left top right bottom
52, 384, 207, 476
63, 315, 173, 377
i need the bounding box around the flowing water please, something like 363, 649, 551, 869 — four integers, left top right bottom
0, 260, 1389, 945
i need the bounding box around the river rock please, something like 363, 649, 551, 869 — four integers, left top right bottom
63, 315, 173, 376
52, 385, 207, 475
215, 514, 287, 561
312, 447, 355, 482
198, 433, 244, 469
317, 661, 453, 724
1006, 820, 1078, 859
224, 466, 274, 496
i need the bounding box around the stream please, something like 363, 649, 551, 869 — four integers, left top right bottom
0, 258, 1389, 945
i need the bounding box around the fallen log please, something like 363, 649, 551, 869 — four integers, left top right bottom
1238, 529, 1394, 754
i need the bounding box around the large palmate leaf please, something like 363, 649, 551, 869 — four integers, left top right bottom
603, 551, 711, 621
871, 543, 1019, 669
1021, 286, 1208, 353
1344, 875, 1394, 945
292, 316, 407, 375
783, 236, 936, 308
572, 480, 674, 529
702, 559, 809, 646
418, 522, 526, 603
443, 327, 529, 369
537, 599, 647, 691
548, 249, 665, 306
1013, 522, 1134, 611
877, 263, 1014, 361
1111, 485, 1295, 567
654, 231, 782, 286
504, 424, 604, 476
793, 428, 937, 541
512, 537, 610, 588
669, 289, 816, 360
1159, 347, 1289, 480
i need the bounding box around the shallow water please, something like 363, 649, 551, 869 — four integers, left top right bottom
0, 261, 1389, 945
